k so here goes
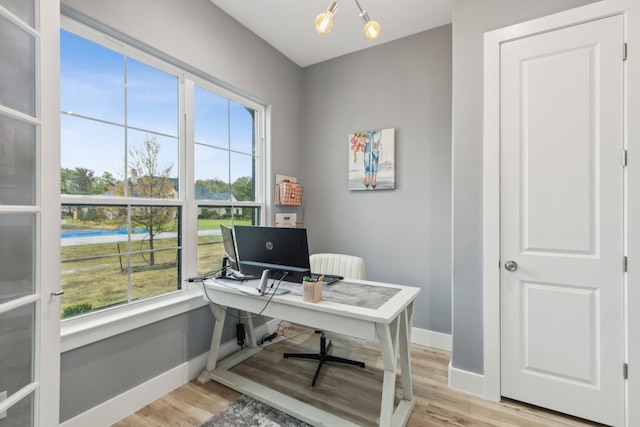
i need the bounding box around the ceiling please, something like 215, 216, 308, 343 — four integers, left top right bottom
209, 0, 453, 68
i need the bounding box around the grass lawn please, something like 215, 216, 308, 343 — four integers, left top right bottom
59, 218, 253, 318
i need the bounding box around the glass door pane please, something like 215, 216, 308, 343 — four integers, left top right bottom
0, 303, 35, 426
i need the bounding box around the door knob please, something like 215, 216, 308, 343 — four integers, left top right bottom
504, 260, 518, 272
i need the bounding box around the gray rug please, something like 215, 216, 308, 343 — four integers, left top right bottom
202, 395, 313, 427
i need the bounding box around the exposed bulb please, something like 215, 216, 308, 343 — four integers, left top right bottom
364, 20, 381, 40
315, 12, 334, 35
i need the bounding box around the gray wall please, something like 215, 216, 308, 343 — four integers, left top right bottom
56, 0, 609, 421
60, 307, 216, 421
450, 0, 600, 374
301, 26, 453, 334
58, 0, 304, 422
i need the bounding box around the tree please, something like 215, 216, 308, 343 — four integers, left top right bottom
96, 171, 118, 194
112, 136, 176, 266
73, 167, 95, 194
61, 167, 99, 195
60, 167, 73, 194
196, 178, 230, 196
232, 176, 254, 201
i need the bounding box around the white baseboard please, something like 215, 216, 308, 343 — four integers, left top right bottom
411, 326, 451, 351
447, 359, 486, 398
60, 320, 278, 427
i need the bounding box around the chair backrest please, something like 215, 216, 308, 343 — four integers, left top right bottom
309, 253, 366, 280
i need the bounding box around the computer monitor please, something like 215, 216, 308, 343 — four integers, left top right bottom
234, 225, 312, 283
220, 224, 240, 276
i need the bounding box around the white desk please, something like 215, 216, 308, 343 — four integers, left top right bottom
197, 277, 420, 427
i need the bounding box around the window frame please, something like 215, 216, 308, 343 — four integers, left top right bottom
59, 16, 267, 351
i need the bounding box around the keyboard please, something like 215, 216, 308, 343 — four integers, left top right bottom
310, 273, 343, 285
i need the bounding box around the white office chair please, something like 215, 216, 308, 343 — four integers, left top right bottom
308, 253, 367, 282
284, 253, 366, 386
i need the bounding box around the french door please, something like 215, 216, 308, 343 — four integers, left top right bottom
0, 1, 61, 426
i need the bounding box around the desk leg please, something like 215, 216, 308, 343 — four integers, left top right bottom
197, 303, 227, 384
399, 302, 414, 400
376, 317, 400, 427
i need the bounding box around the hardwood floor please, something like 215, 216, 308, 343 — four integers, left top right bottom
113, 325, 604, 427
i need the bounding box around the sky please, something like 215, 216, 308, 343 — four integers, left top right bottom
60, 29, 256, 185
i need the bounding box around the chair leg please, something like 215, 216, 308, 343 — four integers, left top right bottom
283, 332, 365, 386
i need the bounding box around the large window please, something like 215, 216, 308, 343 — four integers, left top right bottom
60, 19, 265, 320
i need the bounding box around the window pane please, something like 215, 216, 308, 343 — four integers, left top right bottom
0, 15, 35, 116
0, 303, 35, 396
61, 115, 124, 195
61, 205, 181, 318
194, 86, 258, 203
230, 152, 255, 201
197, 220, 223, 276
60, 30, 125, 124
131, 247, 180, 301
127, 129, 178, 199
61, 254, 129, 315
229, 101, 255, 154
195, 144, 230, 200
0, 114, 35, 205
196, 210, 260, 276
127, 58, 178, 137
0, 0, 34, 27
0, 214, 34, 304
194, 85, 228, 149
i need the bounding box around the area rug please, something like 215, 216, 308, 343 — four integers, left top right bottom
201, 395, 313, 427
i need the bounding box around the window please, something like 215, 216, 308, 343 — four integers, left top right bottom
60, 19, 265, 320
193, 85, 264, 275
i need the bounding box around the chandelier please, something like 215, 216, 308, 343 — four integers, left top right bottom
315, 0, 381, 40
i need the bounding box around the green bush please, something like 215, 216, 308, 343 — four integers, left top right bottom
62, 302, 94, 319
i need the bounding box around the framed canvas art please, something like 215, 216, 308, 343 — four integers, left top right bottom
348, 128, 395, 191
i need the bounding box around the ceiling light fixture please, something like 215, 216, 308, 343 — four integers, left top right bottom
354, 0, 381, 40
314, 0, 381, 40
315, 1, 339, 35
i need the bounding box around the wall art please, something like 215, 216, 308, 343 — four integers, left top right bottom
348, 128, 395, 191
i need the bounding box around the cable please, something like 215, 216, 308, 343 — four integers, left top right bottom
260, 319, 292, 344
186, 266, 227, 283
200, 272, 287, 320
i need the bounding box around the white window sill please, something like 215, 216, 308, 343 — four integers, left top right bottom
60, 287, 208, 353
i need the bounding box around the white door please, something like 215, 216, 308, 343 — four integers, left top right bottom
0, 1, 61, 426
500, 15, 625, 426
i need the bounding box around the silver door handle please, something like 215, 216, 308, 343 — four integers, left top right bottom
504, 260, 518, 272
51, 291, 64, 297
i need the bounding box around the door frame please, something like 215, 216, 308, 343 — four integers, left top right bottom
483, 0, 640, 425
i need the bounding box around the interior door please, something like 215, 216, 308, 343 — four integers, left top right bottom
500, 15, 625, 426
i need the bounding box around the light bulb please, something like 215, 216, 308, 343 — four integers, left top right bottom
315, 12, 334, 35
315, 1, 339, 35
364, 20, 381, 40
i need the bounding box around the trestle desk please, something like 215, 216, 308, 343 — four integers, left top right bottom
197, 277, 420, 427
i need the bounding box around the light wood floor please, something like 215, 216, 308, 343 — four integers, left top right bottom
113, 325, 604, 427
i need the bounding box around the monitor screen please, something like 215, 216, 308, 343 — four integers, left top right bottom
220, 224, 240, 273
234, 225, 311, 283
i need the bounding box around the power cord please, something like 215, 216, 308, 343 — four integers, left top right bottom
186, 266, 227, 283
260, 320, 292, 344
200, 272, 287, 320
